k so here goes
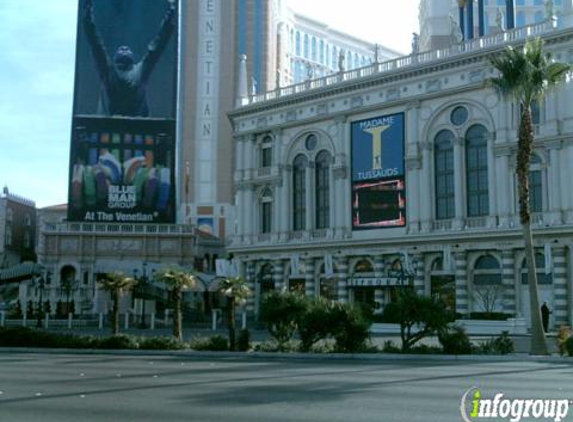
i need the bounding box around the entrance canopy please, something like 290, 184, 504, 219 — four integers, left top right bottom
0, 262, 43, 283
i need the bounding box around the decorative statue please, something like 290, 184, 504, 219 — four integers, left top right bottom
495, 8, 505, 32
411, 32, 420, 55
449, 15, 463, 43
545, 0, 555, 20
338, 49, 345, 73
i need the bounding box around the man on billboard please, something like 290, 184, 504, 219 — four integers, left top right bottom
82, 0, 176, 117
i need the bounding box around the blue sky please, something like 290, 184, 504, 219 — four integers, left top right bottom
0, 0, 418, 208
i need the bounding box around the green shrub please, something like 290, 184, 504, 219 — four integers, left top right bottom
190, 335, 229, 351
139, 336, 187, 350
438, 325, 472, 355
475, 331, 515, 355
237, 329, 251, 352
96, 334, 140, 350
329, 303, 371, 353
297, 299, 331, 352
253, 340, 298, 352
260, 290, 307, 345
0, 327, 95, 348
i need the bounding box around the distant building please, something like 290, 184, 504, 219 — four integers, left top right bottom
0, 187, 36, 268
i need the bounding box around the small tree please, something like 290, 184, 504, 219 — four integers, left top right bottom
473, 284, 505, 316
328, 302, 372, 353
489, 38, 572, 355
155, 267, 197, 341
381, 288, 451, 353
296, 298, 331, 352
98, 272, 138, 335
218, 277, 251, 351
260, 289, 307, 346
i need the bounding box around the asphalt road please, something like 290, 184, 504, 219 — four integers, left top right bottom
0, 352, 571, 422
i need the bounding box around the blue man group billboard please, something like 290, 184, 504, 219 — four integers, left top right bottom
67, 0, 178, 223
351, 113, 406, 230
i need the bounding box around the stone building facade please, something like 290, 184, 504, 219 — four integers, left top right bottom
229, 18, 573, 330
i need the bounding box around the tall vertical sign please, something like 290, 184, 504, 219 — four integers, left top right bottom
68, 0, 178, 223
195, 0, 220, 206
351, 113, 406, 230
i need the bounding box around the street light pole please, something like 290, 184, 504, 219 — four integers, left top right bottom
140, 262, 148, 329
35, 274, 45, 328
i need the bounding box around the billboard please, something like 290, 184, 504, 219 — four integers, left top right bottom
351, 113, 406, 230
67, 0, 178, 223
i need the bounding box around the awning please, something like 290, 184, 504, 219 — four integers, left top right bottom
0, 262, 43, 283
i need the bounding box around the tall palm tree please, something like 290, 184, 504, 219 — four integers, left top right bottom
489, 38, 571, 355
154, 267, 197, 341
98, 272, 138, 335
218, 276, 251, 351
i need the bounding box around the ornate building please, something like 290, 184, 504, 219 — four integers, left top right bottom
228, 12, 573, 330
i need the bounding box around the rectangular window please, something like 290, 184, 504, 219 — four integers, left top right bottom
435, 146, 455, 220
530, 170, 543, 213
261, 147, 272, 168
261, 201, 271, 234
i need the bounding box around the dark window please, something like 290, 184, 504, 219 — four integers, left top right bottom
435, 130, 455, 220
292, 155, 307, 231
261, 189, 272, 234
305, 134, 317, 151
261, 136, 272, 168
473, 255, 502, 285
315, 151, 330, 229
521, 253, 553, 284
465, 125, 489, 217
451, 106, 469, 126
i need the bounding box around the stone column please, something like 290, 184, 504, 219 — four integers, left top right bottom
412, 253, 425, 296
419, 142, 433, 232
273, 259, 285, 291
304, 257, 316, 298
565, 143, 573, 223
336, 256, 349, 303
245, 261, 256, 315
454, 251, 469, 317
244, 186, 255, 243
487, 134, 497, 227
547, 141, 563, 224
280, 165, 292, 237
406, 103, 421, 233
496, 147, 512, 227
501, 249, 517, 315
553, 247, 568, 326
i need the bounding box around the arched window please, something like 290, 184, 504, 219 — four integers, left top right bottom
434, 130, 455, 220
259, 264, 275, 297
304, 34, 309, 58
521, 253, 553, 284
260, 188, 272, 234
295, 31, 301, 56
326, 44, 330, 67
319, 40, 324, 64
292, 154, 307, 231
315, 150, 331, 229
354, 259, 374, 273
465, 124, 489, 217
290, 29, 294, 53
6, 208, 13, 222
529, 154, 543, 213
332, 46, 337, 69
473, 255, 503, 313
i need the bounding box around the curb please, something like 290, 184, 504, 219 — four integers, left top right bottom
1, 347, 572, 364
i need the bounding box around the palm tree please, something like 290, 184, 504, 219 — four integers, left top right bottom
489, 38, 571, 355
98, 272, 138, 335
154, 267, 197, 341
218, 276, 251, 351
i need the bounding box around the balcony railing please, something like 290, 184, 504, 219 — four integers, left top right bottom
43, 222, 195, 235
244, 21, 556, 107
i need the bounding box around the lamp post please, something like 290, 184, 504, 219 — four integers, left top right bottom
35, 272, 45, 328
